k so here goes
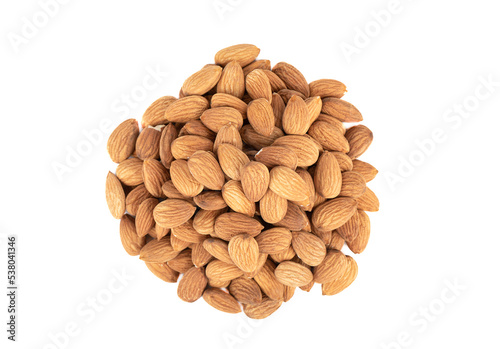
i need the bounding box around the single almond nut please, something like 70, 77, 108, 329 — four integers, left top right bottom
214, 212, 264, 241
272, 135, 320, 167
308, 121, 350, 153
352, 159, 378, 183
135, 126, 163, 160
116, 157, 143, 186
247, 98, 275, 137
177, 266, 208, 302
345, 125, 373, 159
105, 172, 125, 219
269, 166, 309, 202
282, 95, 310, 135
217, 143, 250, 181
246, 69, 272, 102
272, 62, 310, 97
171, 135, 214, 160
321, 98, 362, 122
312, 197, 358, 231
240, 161, 270, 202
182, 65, 223, 96
222, 180, 256, 216
255, 227, 292, 254
259, 188, 288, 224
164, 96, 209, 123
314, 151, 342, 199
309, 79, 347, 98
187, 151, 225, 190
213, 123, 243, 153
229, 277, 262, 305
322, 256, 358, 295
214, 44, 261, 67
291, 231, 326, 266
170, 160, 204, 197
140, 236, 180, 263
153, 198, 196, 229
141, 96, 177, 127
217, 61, 245, 99
340, 171, 367, 198
313, 249, 347, 283
228, 234, 260, 273
145, 262, 179, 283
107, 119, 140, 163
275, 261, 313, 287
143, 159, 169, 198
203, 288, 241, 314
120, 214, 146, 256
211, 93, 248, 118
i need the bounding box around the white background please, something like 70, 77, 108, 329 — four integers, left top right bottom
1, 0, 499, 348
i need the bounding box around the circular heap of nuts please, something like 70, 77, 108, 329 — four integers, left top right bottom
105, 44, 379, 319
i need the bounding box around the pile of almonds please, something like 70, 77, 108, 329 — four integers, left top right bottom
105, 44, 379, 319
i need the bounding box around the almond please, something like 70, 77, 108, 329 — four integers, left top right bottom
213, 123, 243, 153
272, 135, 320, 167
120, 214, 146, 256
206, 260, 244, 282
275, 202, 310, 232
191, 242, 214, 267
332, 151, 353, 172
275, 261, 313, 287
203, 288, 241, 313
107, 119, 140, 163
271, 93, 285, 127
259, 188, 288, 224
135, 126, 163, 160
240, 124, 284, 150
346, 210, 370, 254
242, 59, 271, 76
211, 93, 248, 118
337, 210, 359, 243
339, 171, 367, 198
203, 238, 233, 265
321, 98, 362, 122
292, 168, 315, 211
254, 146, 297, 170
270, 245, 296, 263
269, 166, 309, 201
282, 95, 310, 135
308, 121, 350, 153
143, 159, 169, 198
240, 161, 270, 202
215, 44, 260, 67
141, 96, 177, 127
201, 107, 244, 132
159, 123, 178, 169
243, 296, 282, 319
125, 184, 153, 216
229, 277, 263, 305
217, 143, 250, 180
171, 219, 206, 244
316, 113, 345, 134
140, 236, 180, 263
193, 208, 226, 236
161, 180, 189, 200
228, 234, 260, 273
187, 151, 225, 190
247, 98, 275, 137
329, 231, 345, 250
193, 191, 228, 211
136, 198, 158, 237
356, 187, 379, 212
312, 197, 358, 231
170, 160, 204, 197
170, 234, 191, 252
153, 198, 196, 229
167, 249, 194, 273
313, 249, 347, 284
305, 96, 322, 125
345, 125, 373, 159
352, 159, 378, 182
105, 172, 125, 219
253, 259, 284, 300
217, 61, 245, 99
255, 227, 292, 254
246, 69, 272, 102
263, 70, 287, 92
322, 256, 358, 295
164, 96, 209, 123
309, 79, 347, 98
145, 262, 179, 283
291, 231, 327, 266
116, 157, 143, 186
278, 89, 306, 104
182, 65, 223, 96
314, 151, 342, 199
222, 180, 256, 216
171, 135, 214, 160
177, 266, 208, 302
179, 120, 216, 141
214, 212, 264, 241
272, 62, 310, 97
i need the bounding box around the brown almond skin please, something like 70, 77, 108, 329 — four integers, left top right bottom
240, 124, 284, 149
314, 151, 342, 199
211, 93, 248, 118
329, 231, 345, 250
321, 98, 362, 122
270, 245, 296, 263
191, 242, 214, 268
247, 98, 275, 137
206, 260, 244, 282
312, 197, 358, 231
243, 296, 282, 319
291, 231, 327, 266
228, 234, 260, 273
214, 212, 264, 241
164, 96, 209, 123
120, 214, 146, 256
275, 261, 313, 287
229, 277, 263, 305
253, 259, 284, 301
136, 198, 159, 237
116, 157, 143, 186
278, 89, 306, 104
259, 188, 288, 224
203, 238, 233, 265
203, 288, 242, 314
135, 126, 162, 160
271, 92, 285, 127
347, 210, 370, 253
272, 135, 320, 167
187, 151, 225, 190
125, 184, 153, 216
243, 59, 271, 76
340, 171, 367, 198
322, 256, 358, 295
345, 125, 373, 159
282, 95, 310, 135
179, 120, 216, 141
305, 96, 323, 126
292, 168, 315, 211
352, 159, 378, 182
182, 65, 223, 96
255, 146, 298, 170
105, 172, 125, 219
139, 236, 180, 263
316, 113, 345, 135
215, 44, 261, 67
171, 135, 214, 160
255, 227, 292, 254
193, 191, 227, 211
269, 166, 309, 202
313, 249, 347, 284
275, 202, 310, 232
159, 123, 178, 169
332, 152, 354, 172
222, 180, 256, 217
217, 61, 245, 99
272, 62, 310, 97
141, 96, 177, 127
263, 70, 287, 92
213, 123, 243, 153
201, 107, 244, 133
107, 119, 140, 163
167, 249, 193, 273
308, 121, 350, 153
309, 79, 347, 98
246, 69, 273, 102
171, 219, 206, 244
145, 262, 179, 283
193, 208, 227, 236
170, 234, 191, 252
153, 198, 196, 229
177, 267, 208, 303
217, 144, 250, 181
337, 210, 360, 243
240, 161, 270, 202
170, 160, 204, 197
356, 187, 379, 212
143, 159, 169, 198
